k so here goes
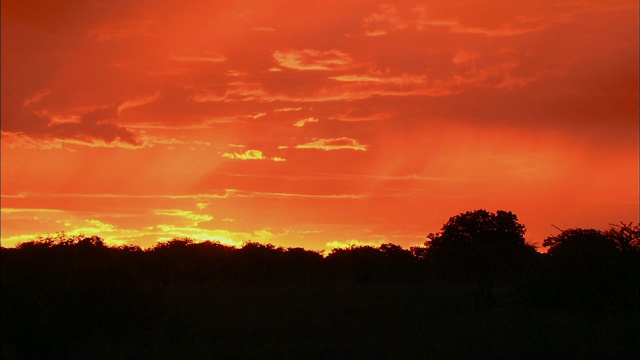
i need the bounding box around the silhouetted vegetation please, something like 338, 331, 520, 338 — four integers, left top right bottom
424, 210, 536, 308
2, 211, 638, 359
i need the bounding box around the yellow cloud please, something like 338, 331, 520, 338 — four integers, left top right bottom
222, 149, 267, 160
1, 208, 63, 214
154, 225, 244, 247
275, 107, 304, 112
221, 149, 285, 162
196, 202, 209, 210
273, 49, 352, 71
154, 210, 213, 225
294, 117, 319, 127
329, 72, 426, 85
295, 137, 367, 151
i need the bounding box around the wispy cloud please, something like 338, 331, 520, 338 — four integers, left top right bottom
330, 110, 393, 122
295, 137, 368, 151
153, 209, 213, 225
1, 208, 63, 214
118, 92, 161, 114
221, 149, 285, 162
273, 49, 352, 71
363, 4, 409, 35
171, 50, 227, 63
329, 73, 426, 85
252, 27, 276, 32
23, 90, 50, 107
294, 117, 319, 127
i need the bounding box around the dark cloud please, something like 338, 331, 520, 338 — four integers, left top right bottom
1, 103, 142, 147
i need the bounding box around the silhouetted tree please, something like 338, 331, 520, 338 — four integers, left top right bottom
378, 243, 422, 282
540, 226, 639, 308
606, 222, 640, 253
2, 225, 639, 358
326, 246, 386, 283
425, 209, 535, 307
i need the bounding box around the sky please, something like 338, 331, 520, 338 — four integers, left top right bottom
1, 0, 638, 251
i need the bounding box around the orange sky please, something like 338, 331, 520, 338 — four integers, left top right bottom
2, 0, 638, 251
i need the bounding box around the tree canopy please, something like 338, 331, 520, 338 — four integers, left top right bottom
425, 209, 533, 282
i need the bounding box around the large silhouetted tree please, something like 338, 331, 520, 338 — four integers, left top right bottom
426, 209, 534, 307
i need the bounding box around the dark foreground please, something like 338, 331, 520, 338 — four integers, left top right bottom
2, 231, 639, 359
3, 280, 638, 359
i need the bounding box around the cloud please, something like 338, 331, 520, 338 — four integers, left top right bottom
171, 49, 227, 63
222, 149, 267, 160
26, 107, 140, 147
451, 50, 481, 67
452, 54, 539, 90
1, 132, 65, 150
364, 4, 409, 35
295, 137, 368, 151
252, 27, 276, 32
1, 208, 63, 214
153, 209, 213, 225
4, 89, 149, 148
412, 5, 577, 37
330, 110, 393, 122
196, 202, 209, 210
361, 3, 579, 38
117, 92, 161, 114
49, 105, 141, 146
222, 189, 366, 200
294, 117, 319, 127
273, 49, 352, 70
23, 90, 51, 107
186, 69, 455, 104
275, 107, 304, 112
221, 149, 286, 162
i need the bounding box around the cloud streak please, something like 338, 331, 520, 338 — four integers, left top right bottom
273, 49, 352, 71
295, 137, 368, 151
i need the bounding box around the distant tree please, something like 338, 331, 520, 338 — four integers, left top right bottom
152, 237, 195, 251
426, 209, 534, 307
326, 246, 386, 283
543, 228, 617, 259
282, 247, 324, 282
378, 243, 421, 282
541, 226, 639, 307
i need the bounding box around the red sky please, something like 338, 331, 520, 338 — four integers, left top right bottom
2, 0, 638, 251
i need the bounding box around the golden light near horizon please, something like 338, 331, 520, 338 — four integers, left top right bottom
1, 0, 638, 251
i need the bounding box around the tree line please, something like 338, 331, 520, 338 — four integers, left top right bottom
1, 209, 638, 359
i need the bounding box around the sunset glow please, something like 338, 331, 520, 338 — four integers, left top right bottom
2, 0, 638, 251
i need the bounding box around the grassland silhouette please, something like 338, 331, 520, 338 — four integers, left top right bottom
2, 210, 638, 359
